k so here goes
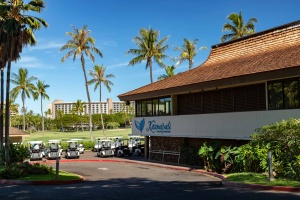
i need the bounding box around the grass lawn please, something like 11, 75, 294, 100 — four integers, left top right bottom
225, 172, 300, 187
18, 170, 82, 181
24, 128, 132, 143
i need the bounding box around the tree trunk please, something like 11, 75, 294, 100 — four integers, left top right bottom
100, 84, 106, 138
5, 58, 12, 165
150, 59, 153, 83
22, 94, 26, 131
81, 55, 93, 141
0, 67, 4, 165
41, 94, 44, 135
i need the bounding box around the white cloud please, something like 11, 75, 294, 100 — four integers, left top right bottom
14, 56, 56, 69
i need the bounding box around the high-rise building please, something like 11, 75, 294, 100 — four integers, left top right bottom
48, 98, 135, 119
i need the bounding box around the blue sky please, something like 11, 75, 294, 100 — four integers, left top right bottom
9, 0, 300, 114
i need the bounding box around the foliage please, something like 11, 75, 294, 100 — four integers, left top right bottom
126, 27, 169, 83
106, 122, 120, 129
0, 143, 30, 164
253, 118, 300, 180
0, 162, 52, 179
221, 11, 258, 42
198, 142, 221, 172
215, 145, 238, 173
231, 142, 269, 173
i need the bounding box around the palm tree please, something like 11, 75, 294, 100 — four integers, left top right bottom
221, 11, 258, 42
173, 38, 206, 70
0, 0, 48, 165
33, 80, 50, 133
126, 27, 169, 83
56, 109, 64, 131
88, 64, 114, 138
60, 25, 103, 141
10, 68, 37, 131
157, 65, 176, 81
72, 99, 86, 132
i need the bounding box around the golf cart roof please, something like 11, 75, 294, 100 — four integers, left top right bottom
28, 141, 44, 144
97, 139, 112, 142
48, 139, 61, 143
66, 140, 78, 143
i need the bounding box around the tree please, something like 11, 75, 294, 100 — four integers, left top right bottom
56, 110, 64, 131
88, 64, 114, 137
221, 11, 258, 42
10, 68, 37, 131
60, 25, 103, 141
157, 65, 175, 81
126, 27, 169, 83
72, 99, 86, 132
0, 0, 48, 165
173, 38, 206, 70
33, 80, 49, 133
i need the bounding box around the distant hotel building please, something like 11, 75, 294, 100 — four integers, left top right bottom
48, 98, 135, 119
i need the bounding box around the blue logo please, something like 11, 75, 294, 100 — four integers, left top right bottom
146, 120, 171, 133
135, 118, 145, 133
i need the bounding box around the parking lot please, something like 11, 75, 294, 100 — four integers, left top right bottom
1, 151, 300, 200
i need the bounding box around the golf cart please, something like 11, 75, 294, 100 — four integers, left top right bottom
114, 138, 131, 157
128, 136, 145, 156
28, 141, 46, 160
96, 139, 114, 158
45, 140, 62, 159
71, 139, 85, 154
65, 140, 80, 159
93, 137, 106, 152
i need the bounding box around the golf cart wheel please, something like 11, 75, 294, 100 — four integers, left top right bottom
100, 153, 104, 158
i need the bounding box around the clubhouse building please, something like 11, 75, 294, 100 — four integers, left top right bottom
118, 20, 300, 162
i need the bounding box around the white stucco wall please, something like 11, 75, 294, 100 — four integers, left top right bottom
132, 109, 300, 140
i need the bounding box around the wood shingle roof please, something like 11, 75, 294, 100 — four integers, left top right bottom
119, 20, 300, 101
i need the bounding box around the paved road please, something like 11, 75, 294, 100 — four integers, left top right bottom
0, 151, 300, 200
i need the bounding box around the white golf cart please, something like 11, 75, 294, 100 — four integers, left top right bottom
45, 139, 62, 159
128, 136, 145, 156
28, 141, 46, 160
93, 137, 106, 152
96, 139, 114, 158
65, 140, 80, 159
71, 139, 85, 154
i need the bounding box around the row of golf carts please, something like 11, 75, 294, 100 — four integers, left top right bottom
28, 139, 85, 161
94, 136, 144, 158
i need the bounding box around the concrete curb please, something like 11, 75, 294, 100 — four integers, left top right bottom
1, 159, 300, 192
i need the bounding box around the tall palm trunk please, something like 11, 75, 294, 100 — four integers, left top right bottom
189, 59, 193, 70
22, 94, 26, 131
0, 66, 4, 165
149, 59, 153, 83
81, 55, 93, 141
40, 94, 44, 135
99, 84, 105, 138
5, 58, 12, 165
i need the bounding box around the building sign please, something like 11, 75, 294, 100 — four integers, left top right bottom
134, 118, 171, 134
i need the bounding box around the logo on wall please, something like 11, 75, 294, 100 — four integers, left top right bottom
146, 120, 171, 134
135, 118, 145, 133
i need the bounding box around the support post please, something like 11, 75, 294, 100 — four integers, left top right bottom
268, 150, 275, 181
144, 136, 149, 159
56, 157, 59, 178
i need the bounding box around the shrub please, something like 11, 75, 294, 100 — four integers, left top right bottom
0, 143, 30, 164
0, 162, 52, 179
253, 118, 300, 180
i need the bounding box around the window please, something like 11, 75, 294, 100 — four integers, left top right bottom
135, 96, 171, 117
268, 78, 300, 110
